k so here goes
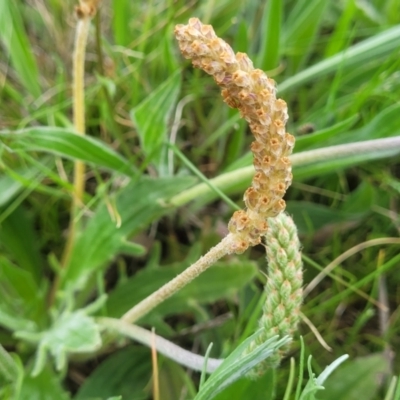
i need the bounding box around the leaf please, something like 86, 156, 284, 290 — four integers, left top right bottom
74, 346, 152, 400
283, 0, 328, 72
279, 25, 400, 93
299, 355, 349, 400
286, 201, 357, 235
213, 370, 275, 400
0, 127, 135, 176
106, 260, 257, 321
257, 0, 282, 71
0, 0, 41, 97
131, 71, 181, 172
317, 353, 390, 400
62, 176, 195, 291
0, 205, 43, 284
0, 163, 46, 207
194, 334, 291, 400
0, 257, 45, 331
16, 310, 102, 376
19, 365, 70, 400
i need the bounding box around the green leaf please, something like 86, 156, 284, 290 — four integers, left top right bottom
257, 0, 282, 71
279, 25, 400, 93
131, 71, 181, 172
0, 205, 43, 284
106, 260, 257, 321
195, 334, 291, 400
0, 127, 135, 176
286, 201, 357, 235
214, 370, 275, 400
0, 0, 41, 97
62, 176, 195, 291
19, 365, 70, 400
318, 354, 390, 400
74, 346, 152, 400
283, 0, 328, 72
0, 257, 45, 331
16, 310, 102, 376
299, 355, 349, 400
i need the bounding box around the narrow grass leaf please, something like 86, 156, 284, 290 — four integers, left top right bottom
0, 1, 41, 97
279, 25, 400, 93
257, 0, 282, 71
324, 0, 357, 57
283, 0, 328, 72
0, 127, 135, 176
112, 0, 130, 46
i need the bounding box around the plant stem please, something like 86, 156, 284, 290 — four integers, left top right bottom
121, 235, 234, 323
98, 317, 223, 372
63, 16, 91, 266
169, 136, 400, 208
49, 15, 91, 306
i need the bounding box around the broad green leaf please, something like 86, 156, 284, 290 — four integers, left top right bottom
286, 201, 358, 235
74, 346, 152, 400
62, 176, 195, 290
0, 205, 43, 283
131, 71, 181, 172
214, 369, 275, 400
106, 260, 257, 321
19, 365, 70, 400
0, 127, 135, 176
0, 257, 45, 331
317, 353, 390, 400
159, 359, 197, 400
0, 0, 41, 97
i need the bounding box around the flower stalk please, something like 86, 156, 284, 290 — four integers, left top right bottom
122, 18, 296, 323
62, 1, 98, 268
49, 1, 98, 305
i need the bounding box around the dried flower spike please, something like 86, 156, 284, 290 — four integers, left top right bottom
175, 18, 295, 253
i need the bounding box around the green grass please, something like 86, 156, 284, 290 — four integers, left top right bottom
1, 1, 400, 399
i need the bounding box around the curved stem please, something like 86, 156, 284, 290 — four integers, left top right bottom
99, 317, 223, 373
169, 136, 400, 208
121, 235, 234, 323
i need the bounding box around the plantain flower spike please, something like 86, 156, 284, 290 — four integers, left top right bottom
175, 18, 295, 253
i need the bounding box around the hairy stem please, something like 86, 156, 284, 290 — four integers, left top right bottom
99, 317, 223, 373
121, 235, 235, 323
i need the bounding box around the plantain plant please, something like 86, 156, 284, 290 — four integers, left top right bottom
1, 1, 400, 399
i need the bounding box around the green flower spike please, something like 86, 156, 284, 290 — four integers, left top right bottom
246, 212, 303, 378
